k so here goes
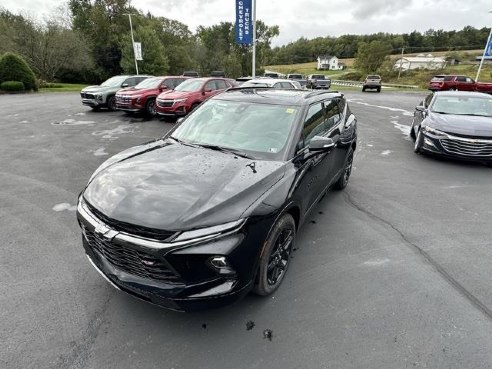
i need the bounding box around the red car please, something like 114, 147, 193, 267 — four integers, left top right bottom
155, 77, 237, 118
115, 76, 189, 116
428, 75, 492, 94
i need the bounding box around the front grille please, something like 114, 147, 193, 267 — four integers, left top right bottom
82, 224, 181, 283
157, 99, 174, 108
81, 92, 95, 99
116, 95, 131, 104
441, 137, 492, 157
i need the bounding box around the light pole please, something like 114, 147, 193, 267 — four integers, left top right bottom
123, 13, 139, 75
475, 10, 492, 82
252, 0, 257, 78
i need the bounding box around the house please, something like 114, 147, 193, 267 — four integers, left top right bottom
393, 54, 447, 71
317, 55, 343, 70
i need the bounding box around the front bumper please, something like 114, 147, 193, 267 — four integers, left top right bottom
82, 98, 104, 107
420, 130, 492, 162
77, 200, 270, 311
116, 103, 143, 113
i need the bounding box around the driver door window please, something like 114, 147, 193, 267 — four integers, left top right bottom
300, 103, 326, 149
204, 81, 217, 91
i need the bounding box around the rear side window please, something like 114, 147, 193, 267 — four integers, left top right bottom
444, 76, 454, 81
215, 79, 227, 90
456, 76, 466, 82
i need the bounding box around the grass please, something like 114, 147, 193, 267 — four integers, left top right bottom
39, 83, 88, 92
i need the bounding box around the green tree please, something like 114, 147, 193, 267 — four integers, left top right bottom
0, 52, 37, 90
354, 40, 392, 73
120, 26, 169, 75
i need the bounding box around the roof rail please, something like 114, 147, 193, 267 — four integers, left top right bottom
303, 90, 340, 98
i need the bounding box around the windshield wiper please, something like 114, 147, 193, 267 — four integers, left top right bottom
431, 111, 450, 114
194, 143, 255, 159
168, 136, 198, 147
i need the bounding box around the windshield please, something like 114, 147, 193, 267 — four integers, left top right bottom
312, 75, 325, 79
135, 78, 162, 89
170, 99, 299, 160
101, 76, 127, 87
289, 75, 302, 79
430, 95, 492, 117
367, 75, 380, 79
175, 79, 204, 92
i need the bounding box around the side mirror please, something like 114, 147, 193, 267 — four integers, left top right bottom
415, 105, 426, 112
121, 83, 129, 88
344, 114, 356, 129
203, 89, 212, 94
309, 136, 335, 152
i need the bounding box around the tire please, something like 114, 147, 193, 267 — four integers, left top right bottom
362, 87, 366, 92
145, 98, 156, 117
334, 148, 354, 190
414, 129, 423, 154
190, 103, 200, 112
90, 106, 100, 111
107, 95, 116, 111
377, 87, 381, 92
253, 214, 296, 296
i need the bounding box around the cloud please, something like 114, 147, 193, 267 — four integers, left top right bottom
351, 0, 414, 19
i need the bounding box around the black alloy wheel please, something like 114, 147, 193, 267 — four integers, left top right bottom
334, 148, 354, 190
107, 96, 116, 111
146, 98, 156, 116
254, 214, 296, 296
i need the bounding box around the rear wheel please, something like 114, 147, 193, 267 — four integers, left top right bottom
377, 87, 381, 92
362, 87, 366, 92
254, 214, 296, 296
334, 148, 354, 190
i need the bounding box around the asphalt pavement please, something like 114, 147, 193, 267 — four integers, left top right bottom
1, 90, 491, 369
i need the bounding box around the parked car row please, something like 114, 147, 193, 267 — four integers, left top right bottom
428, 74, 492, 93
80, 74, 238, 117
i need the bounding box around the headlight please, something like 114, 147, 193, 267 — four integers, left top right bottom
95, 93, 103, 100
422, 125, 447, 137
174, 98, 187, 103
173, 219, 246, 242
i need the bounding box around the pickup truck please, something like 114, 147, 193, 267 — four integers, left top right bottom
306, 74, 331, 89
287, 73, 307, 88
428, 75, 492, 94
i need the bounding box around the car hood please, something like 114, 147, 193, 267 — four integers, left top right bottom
83, 142, 286, 231
117, 87, 159, 96
158, 90, 195, 100
427, 112, 492, 137
82, 85, 117, 93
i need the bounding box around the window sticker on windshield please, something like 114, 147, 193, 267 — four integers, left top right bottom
269, 148, 278, 153
286, 108, 295, 114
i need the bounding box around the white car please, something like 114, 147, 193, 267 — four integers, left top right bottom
241, 78, 303, 90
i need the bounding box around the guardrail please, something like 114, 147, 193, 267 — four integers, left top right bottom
331, 79, 420, 89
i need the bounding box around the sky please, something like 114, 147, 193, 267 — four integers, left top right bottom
2, 0, 492, 47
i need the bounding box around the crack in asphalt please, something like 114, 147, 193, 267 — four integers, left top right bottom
58, 289, 116, 369
343, 191, 492, 322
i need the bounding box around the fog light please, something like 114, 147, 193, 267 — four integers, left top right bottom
424, 137, 436, 148
207, 256, 236, 276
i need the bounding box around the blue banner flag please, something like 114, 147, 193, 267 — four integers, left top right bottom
485, 35, 492, 57
235, 0, 252, 45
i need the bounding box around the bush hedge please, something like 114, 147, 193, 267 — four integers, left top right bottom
0, 81, 25, 92
0, 52, 37, 91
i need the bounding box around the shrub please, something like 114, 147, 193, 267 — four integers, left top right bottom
339, 71, 364, 81
0, 52, 37, 91
0, 81, 25, 92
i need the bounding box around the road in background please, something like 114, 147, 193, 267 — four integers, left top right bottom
1, 91, 491, 369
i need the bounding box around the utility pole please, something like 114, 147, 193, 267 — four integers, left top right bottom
252, 0, 257, 78
397, 47, 404, 80
124, 13, 139, 75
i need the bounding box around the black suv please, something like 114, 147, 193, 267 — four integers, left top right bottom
77, 88, 357, 311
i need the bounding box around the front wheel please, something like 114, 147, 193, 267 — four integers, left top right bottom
107, 96, 116, 111
253, 214, 296, 296
334, 148, 354, 190
145, 98, 156, 117
414, 130, 423, 153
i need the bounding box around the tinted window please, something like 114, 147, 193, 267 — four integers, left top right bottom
162, 79, 174, 89
324, 100, 342, 131
302, 103, 326, 147
205, 80, 217, 91
123, 77, 136, 86
444, 76, 454, 81
456, 76, 466, 82
424, 93, 434, 107
281, 82, 294, 89
216, 79, 227, 90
